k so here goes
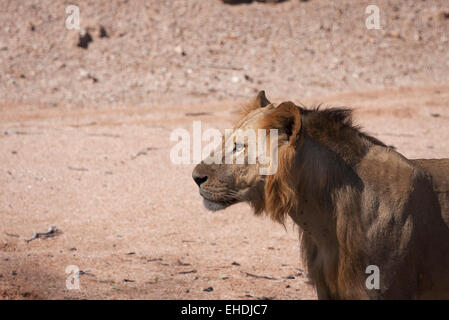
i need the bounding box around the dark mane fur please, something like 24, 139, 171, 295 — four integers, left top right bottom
298, 105, 388, 166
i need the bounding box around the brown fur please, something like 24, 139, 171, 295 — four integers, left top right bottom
192, 92, 449, 299
258, 102, 302, 223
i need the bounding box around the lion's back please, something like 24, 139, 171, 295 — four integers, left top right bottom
412, 158, 449, 227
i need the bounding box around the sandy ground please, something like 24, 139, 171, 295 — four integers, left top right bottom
0, 0, 448, 300
1, 0, 448, 107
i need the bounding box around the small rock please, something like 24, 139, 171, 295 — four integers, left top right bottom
79, 69, 89, 78
77, 29, 93, 49
174, 46, 183, 55
79, 69, 98, 83
99, 25, 109, 38
386, 31, 401, 39
203, 287, 213, 292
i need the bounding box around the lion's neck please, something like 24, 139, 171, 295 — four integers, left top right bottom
290, 135, 367, 298
290, 137, 344, 244
292, 134, 365, 239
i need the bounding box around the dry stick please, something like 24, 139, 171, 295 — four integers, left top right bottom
177, 259, 191, 266
240, 271, 278, 280
25, 226, 61, 243
68, 166, 88, 172
131, 147, 157, 160
178, 270, 197, 274
5, 233, 20, 238
201, 64, 243, 71
87, 133, 121, 138
4, 130, 42, 135
77, 270, 94, 277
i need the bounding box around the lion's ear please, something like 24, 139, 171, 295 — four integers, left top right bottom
255, 90, 271, 108
262, 101, 301, 146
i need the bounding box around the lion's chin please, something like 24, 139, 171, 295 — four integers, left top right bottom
202, 198, 230, 212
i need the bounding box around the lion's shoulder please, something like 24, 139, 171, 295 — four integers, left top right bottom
412, 158, 449, 226
412, 158, 449, 190
356, 145, 420, 194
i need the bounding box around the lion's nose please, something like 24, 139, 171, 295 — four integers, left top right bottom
192, 173, 208, 187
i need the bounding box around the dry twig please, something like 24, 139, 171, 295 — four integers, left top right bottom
25, 226, 61, 243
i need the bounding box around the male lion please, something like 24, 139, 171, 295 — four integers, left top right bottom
192, 91, 449, 299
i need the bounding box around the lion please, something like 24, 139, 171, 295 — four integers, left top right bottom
192, 91, 449, 299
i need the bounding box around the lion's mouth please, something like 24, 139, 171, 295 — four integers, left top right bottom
202, 198, 229, 211
199, 190, 237, 212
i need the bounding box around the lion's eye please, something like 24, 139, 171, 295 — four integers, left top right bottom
233, 142, 245, 153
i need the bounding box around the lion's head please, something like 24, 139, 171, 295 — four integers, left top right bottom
192, 91, 301, 222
